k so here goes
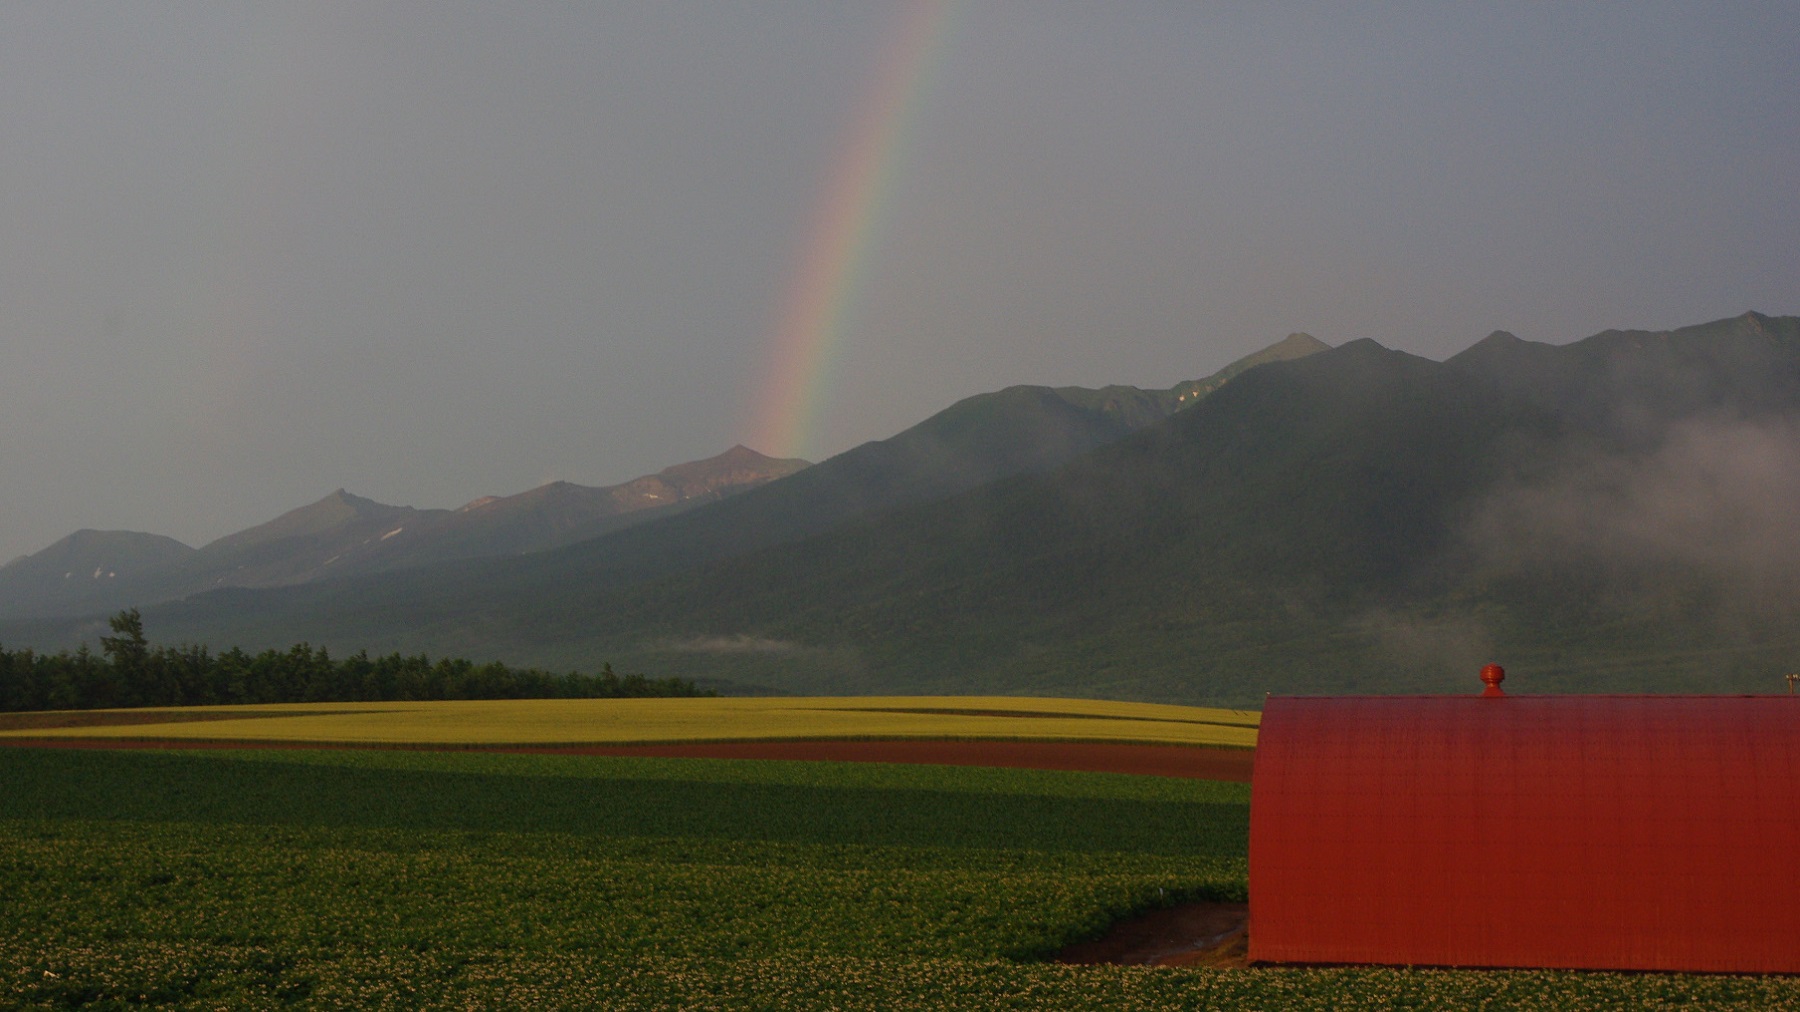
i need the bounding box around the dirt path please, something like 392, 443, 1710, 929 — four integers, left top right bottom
1054, 901, 1249, 968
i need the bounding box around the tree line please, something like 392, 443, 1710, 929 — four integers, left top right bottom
0, 609, 710, 712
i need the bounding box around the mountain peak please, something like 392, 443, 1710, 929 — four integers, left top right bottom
655, 445, 811, 496
1170, 331, 1333, 408
1276, 332, 1331, 354
684, 444, 808, 470
1445, 328, 1553, 375
321, 488, 390, 510
1738, 310, 1773, 336
202, 489, 417, 552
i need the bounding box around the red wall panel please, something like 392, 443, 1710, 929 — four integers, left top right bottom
1249, 694, 1800, 972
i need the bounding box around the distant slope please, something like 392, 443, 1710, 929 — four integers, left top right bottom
450, 336, 1552, 701
438, 312, 1800, 703
0, 531, 194, 619
0, 491, 452, 619
193, 489, 448, 587
241, 336, 1325, 613
93, 383, 1195, 650
0, 446, 809, 621
311, 445, 811, 577
85, 312, 1800, 706
449, 335, 1332, 590
0, 333, 1322, 634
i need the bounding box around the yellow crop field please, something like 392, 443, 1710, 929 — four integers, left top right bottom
0, 696, 1259, 748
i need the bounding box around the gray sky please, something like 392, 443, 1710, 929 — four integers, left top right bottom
2, 2, 1796, 562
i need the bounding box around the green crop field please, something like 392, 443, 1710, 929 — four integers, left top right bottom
2, 746, 1794, 1009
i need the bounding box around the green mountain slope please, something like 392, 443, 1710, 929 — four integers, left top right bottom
439, 338, 1559, 700
21, 315, 1800, 704
489, 313, 1800, 702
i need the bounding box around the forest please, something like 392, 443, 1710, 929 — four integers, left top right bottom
0, 609, 708, 712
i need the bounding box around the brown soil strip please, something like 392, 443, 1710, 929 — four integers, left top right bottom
0, 736, 1253, 781
1055, 901, 1249, 968
818, 706, 1258, 728
0, 709, 374, 732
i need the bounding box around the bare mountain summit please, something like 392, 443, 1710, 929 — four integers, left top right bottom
352, 445, 811, 571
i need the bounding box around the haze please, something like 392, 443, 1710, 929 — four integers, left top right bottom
2, 3, 1796, 564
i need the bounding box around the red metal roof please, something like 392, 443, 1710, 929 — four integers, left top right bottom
1249, 691, 1800, 972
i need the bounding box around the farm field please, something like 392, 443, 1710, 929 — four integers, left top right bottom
0, 695, 1260, 748
4, 744, 1796, 1009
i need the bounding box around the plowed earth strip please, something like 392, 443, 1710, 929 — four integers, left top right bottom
0, 737, 1253, 781
1055, 901, 1250, 968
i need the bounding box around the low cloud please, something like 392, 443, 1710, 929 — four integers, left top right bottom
652, 635, 813, 655
1359, 610, 1496, 684
1466, 416, 1800, 595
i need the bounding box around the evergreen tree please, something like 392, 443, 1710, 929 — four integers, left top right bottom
99, 609, 149, 678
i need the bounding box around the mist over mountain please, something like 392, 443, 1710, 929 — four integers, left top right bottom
552, 312, 1799, 703
9, 314, 1798, 705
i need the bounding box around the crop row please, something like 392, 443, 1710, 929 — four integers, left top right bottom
0, 694, 1259, 747
11, 934, 1798, 1009
5, 747, 1795, 1009
0, 747, 1249, 857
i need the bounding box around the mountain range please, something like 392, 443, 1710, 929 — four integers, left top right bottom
0, 445, 809, 620
6, 314, 1797, 706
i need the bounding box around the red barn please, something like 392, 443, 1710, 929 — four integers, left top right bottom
1248, 668, 1800, 972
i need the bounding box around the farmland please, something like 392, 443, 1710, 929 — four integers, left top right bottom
3, 740, 1797, 1008
0, 695, 1260, 748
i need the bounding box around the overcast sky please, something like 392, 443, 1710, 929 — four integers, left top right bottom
2, 3, 1796, 561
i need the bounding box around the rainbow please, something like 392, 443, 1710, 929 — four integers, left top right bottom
748, 0, 956, 460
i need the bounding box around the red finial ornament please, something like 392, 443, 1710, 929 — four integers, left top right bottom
1480, 664, 1506, 697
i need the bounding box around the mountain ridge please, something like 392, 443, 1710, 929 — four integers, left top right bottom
52, 312, 1800, 706
0, 445, 811, 619
0, 334, 1325, 623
